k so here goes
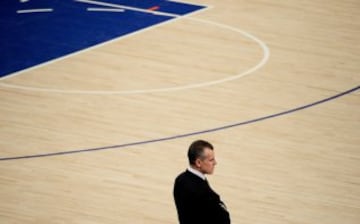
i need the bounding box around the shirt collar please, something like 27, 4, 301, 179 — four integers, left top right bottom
187, 166, 206, 180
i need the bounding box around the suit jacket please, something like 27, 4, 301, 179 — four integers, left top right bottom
173, 170, 230, 224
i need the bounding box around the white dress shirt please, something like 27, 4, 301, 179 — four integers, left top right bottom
187, 166, 206, 180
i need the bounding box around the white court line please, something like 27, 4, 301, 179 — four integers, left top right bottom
17, 8, 53, 14
0, 2, 270, 95
76, 0, 178, 17
87, 7, 125, 12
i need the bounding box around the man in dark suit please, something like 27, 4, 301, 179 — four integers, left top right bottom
173, 140, 230, 224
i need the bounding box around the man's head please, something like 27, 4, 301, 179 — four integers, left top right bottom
188, 140, 217, 175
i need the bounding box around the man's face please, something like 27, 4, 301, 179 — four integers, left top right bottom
198, 147, 217, 174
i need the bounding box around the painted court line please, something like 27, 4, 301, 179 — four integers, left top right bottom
87, 7, 125, 12
17, 8, 53, 14
75, 0, 179, 17
0, 85, 358, 161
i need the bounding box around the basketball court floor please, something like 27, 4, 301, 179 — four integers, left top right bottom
0, 0, 359, 223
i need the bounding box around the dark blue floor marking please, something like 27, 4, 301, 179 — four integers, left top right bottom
0, 0, 205, 77
1, 85, 358, 161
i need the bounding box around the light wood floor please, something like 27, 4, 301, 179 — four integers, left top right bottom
1, 0, 359, 223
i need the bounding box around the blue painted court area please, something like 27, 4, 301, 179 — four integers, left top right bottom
0, 0, 206, 77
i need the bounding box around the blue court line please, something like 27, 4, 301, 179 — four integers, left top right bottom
0, 85, 358, 161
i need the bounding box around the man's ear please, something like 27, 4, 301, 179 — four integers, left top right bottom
195, 158, 201, 168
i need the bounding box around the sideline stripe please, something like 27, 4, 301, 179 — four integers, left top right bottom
0, 85, 358, 161
17, 8, 53, 14
75, 0, 179, 17
87, 7, 125, 12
